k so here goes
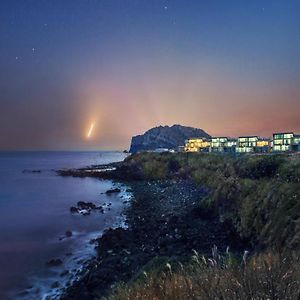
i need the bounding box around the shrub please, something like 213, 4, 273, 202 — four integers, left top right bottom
236, 155, 285, 179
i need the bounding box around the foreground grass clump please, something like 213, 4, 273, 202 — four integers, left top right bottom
120, 153, 300, 249
109, 251, 300, 300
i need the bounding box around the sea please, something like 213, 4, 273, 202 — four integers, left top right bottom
0, 151, 129, 300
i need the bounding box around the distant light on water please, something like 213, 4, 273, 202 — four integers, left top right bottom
86, 122, 95, 139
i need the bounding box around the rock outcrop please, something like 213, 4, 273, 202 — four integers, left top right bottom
129, 124, 210, 153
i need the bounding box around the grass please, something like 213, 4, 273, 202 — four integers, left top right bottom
109, 249, 300, 300
119, 152, 300, 250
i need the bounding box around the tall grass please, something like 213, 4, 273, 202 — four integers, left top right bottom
109, 250, 300, 300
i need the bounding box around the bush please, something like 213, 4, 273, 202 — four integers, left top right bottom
236, 155, 285, 179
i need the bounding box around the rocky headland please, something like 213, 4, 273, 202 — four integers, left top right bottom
129, 124, 210, 153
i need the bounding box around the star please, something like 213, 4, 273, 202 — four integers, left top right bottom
15, 56, 19, 60
164, 6, 168, 10
32, 48, 36, 53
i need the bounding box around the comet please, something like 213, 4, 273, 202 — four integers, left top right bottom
87, 122, 95, 139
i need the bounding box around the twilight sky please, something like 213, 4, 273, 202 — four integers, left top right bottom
0, 0, 299, 150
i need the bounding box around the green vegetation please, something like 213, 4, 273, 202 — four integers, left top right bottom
109, 250, 300, 300
120, 152, 300, 250
107, 152, 300, 299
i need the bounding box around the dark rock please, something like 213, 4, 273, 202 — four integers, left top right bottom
98, 227, 131, 255
77, 201, 96, 209
89, 238, 98, 245
65, 230, 73, 237
191, 206, 214, 219
105, 188, 121, 194
51, 281, 60, 288
22, 169, 41, 173
60, 270, 69, 277
81, 209, 91, 216
70, 206, 79, 213
46, 258, 63, 267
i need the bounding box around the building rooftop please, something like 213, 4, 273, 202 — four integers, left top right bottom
273, 132, 294, 135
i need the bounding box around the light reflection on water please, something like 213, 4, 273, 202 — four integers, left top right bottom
0, 151, 129, 299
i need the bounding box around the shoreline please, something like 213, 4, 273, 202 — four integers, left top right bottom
58, 161, 249, 299
10, 179, 131, 300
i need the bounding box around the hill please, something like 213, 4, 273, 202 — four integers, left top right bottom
129, 124, 210, 153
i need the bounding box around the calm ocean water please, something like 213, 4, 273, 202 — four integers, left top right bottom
0, 151, 128, 299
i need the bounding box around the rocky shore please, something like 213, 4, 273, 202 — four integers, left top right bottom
59, 174, 248, 300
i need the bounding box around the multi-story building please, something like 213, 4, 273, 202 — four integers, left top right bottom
184, 138, 211, 152
292, 134, 300, 152
182, 132, 300, 154
255, 138, 270, 153
236, 136, 258, 153
272, 132, 294, 152
210, 137, 236, 153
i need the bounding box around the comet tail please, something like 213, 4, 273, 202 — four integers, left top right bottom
87, 122, 95, 139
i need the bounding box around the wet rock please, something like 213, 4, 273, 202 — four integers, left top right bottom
65, 230, 73, 237
95, 206, 104, 213
51, 281, 60, 288
105, 188, 121, 194
80, 209, 91, 216
46, 258, 63, 267
98, 227, 131, 255
70, 206, 79, 214
60, 270, 70, 277
22, 169, 41, 173
70, 201, 103, 216
89, 238, 98, 245
77, 201, 96, 210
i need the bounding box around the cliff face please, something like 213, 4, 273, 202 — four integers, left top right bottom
129, 124, 211, 153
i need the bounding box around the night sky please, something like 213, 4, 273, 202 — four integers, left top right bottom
0, 0, 299, 150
